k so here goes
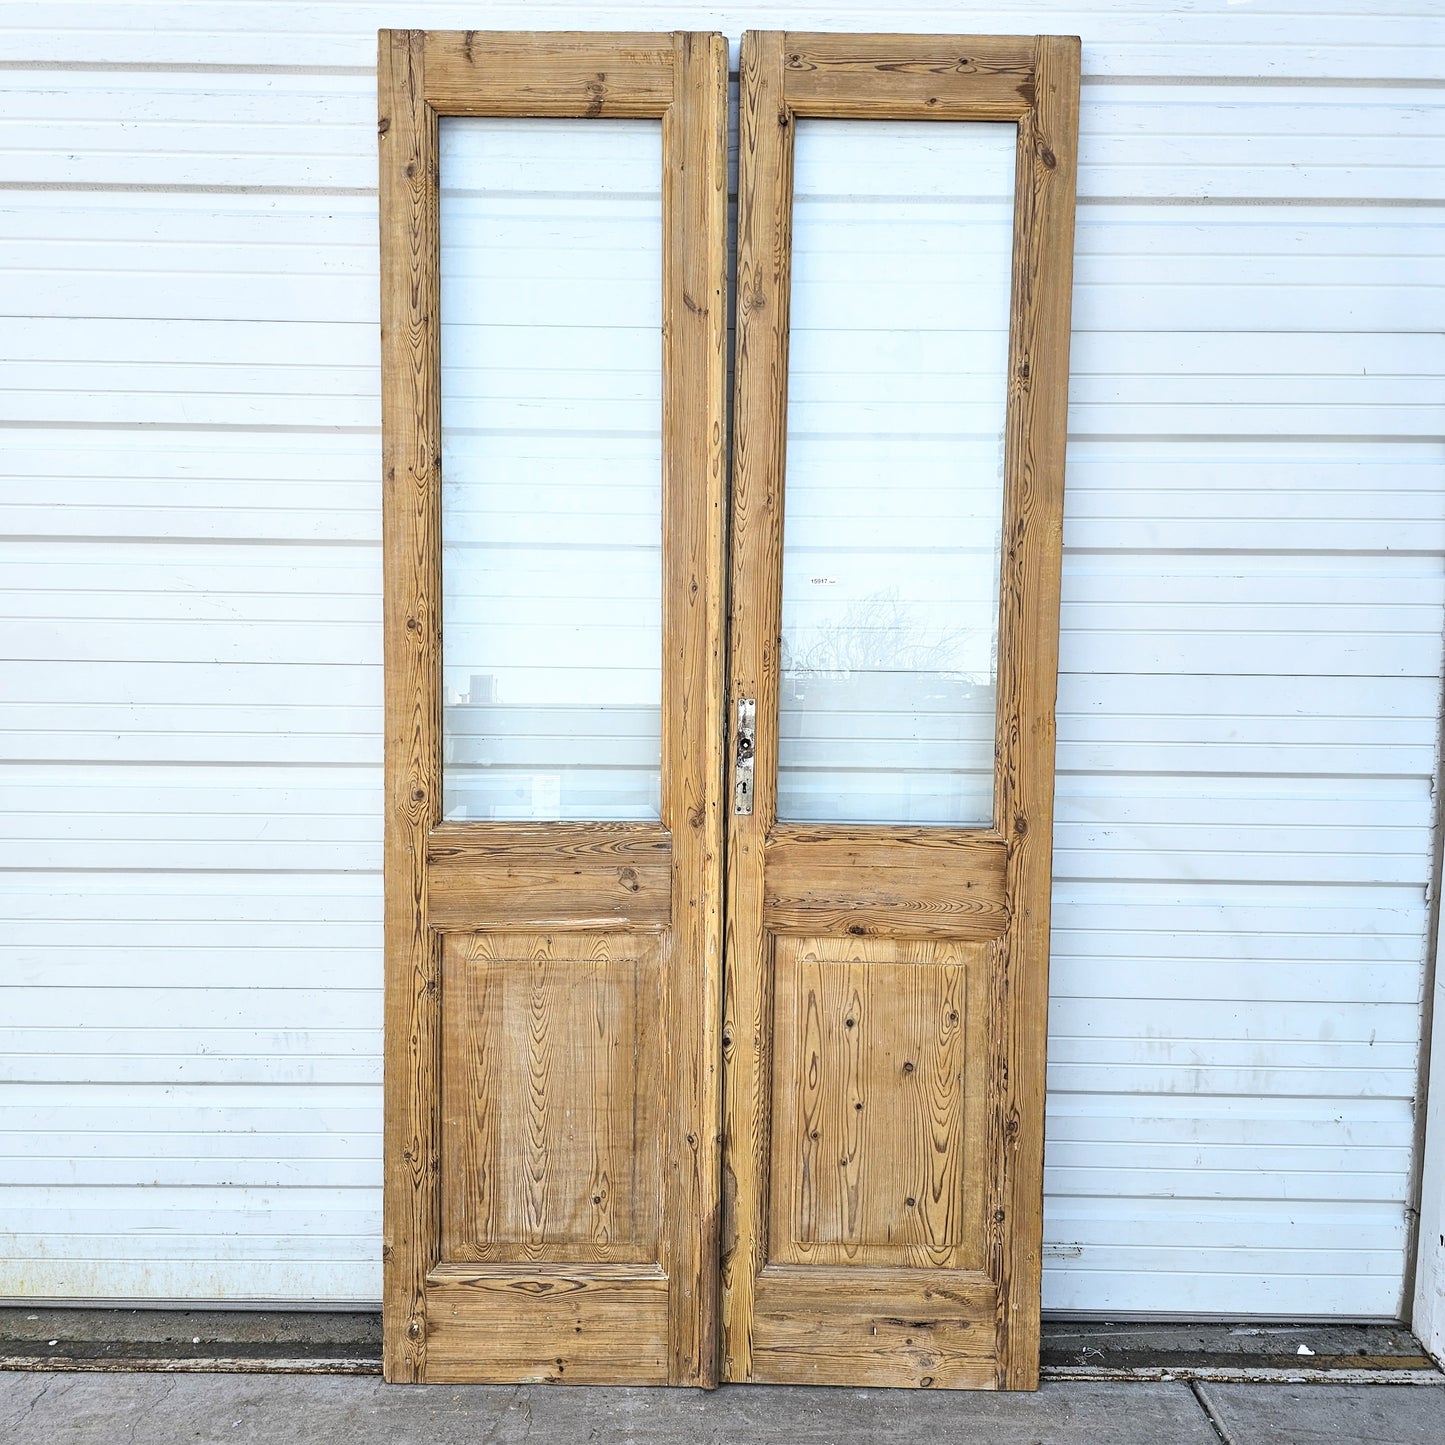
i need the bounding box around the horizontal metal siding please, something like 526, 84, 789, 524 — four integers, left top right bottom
0, 0, 1441, 1314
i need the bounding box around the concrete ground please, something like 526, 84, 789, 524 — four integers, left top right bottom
0, 1314, 1439, 1443
2, 1372, 1444, 1445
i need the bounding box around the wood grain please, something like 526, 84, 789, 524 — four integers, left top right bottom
423, 32, 675, 117
440, 932, 661, 1265
763, 831, 1008, 941
424, 1265, 669, 1384
769, 937, 987, 1270
723, 30, 1080, 1391
427, 826, 672, 932
989, 33, 1081, 1391
750, 1265, 998, 1389
658, 29, 730, 1388
382, 29, 728, 1388
721, 29, 794, 1386
378, 27, 440, 1385
781, 33, 1035, 120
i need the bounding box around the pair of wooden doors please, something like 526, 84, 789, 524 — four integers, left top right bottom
379, 29, 1079, 1390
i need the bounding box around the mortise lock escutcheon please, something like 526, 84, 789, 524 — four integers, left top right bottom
733, 697, 756, 815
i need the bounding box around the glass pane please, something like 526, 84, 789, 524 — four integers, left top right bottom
778, 119, 1015, 826
439, 118, 663, 821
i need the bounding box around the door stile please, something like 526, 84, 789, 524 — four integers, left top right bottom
379, 28, 441, 1385
990, 36, 1081, 1388
720, 31, 794, 1384
660, 29, 731, 1384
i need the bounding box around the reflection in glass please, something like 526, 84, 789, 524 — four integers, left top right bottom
439, 118, 663, 821
778, 120, 1015, 825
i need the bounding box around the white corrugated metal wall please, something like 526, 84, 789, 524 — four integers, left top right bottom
0, 1, 1442, 1317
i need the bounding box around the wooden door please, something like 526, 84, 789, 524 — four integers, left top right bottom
379, 30, 728, 1385
721, 33, 1080, 1390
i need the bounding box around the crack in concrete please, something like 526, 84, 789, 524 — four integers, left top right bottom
120, 1375, 178, 1445
0, 1373, 58, 1433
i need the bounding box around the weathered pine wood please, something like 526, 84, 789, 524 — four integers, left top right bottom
990, 33, 1081, 1392
723, 31, 1079, 1391
766, 826, 1008, 864
658, 30, 730, 1387
378, 27, 440, 1386
423, 31, 675, 117
381, 29, 728, 1389
721, 29, 794, 1386
781, 33, 1036, 121
427, 821, 671, 858
441, 933, 661, 1265
750, 1265, 999, 1389
763, 834, 1009, 940
427, 828, 672, 932
762, 900, 1007, 941
423, 1266, 670, 1384
769, 937, 986, 1270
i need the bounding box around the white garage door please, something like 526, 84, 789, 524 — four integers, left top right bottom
0, 0, 1442, 1318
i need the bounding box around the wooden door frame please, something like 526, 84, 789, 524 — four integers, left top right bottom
722, 32, 1080, 1389
378, 29, 729, 1385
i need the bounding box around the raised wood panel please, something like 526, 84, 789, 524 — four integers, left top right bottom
763, 830, 1008, 941
423, 32, 675, 117
750, 1265, 999, 1389
424, 1265, 669, 1384
440, 932, 661, 1264
769, 937, 988, 1269
781, 33, 1035, 121
426, 825, 672, 931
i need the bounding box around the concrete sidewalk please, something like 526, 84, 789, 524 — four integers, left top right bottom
2, 1372, 1443, 1445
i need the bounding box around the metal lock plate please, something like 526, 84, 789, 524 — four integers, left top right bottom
733, 697, 756, 815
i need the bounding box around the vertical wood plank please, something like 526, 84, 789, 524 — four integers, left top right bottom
661, 28, 730, 1388
991, 33, 1080, 1391
721, 29, 793, 1385
378, 27, 441, 1385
